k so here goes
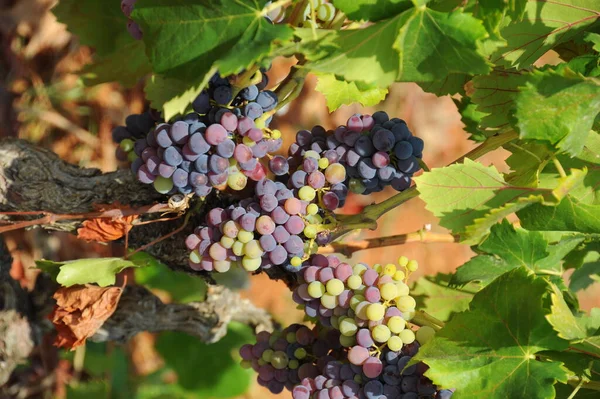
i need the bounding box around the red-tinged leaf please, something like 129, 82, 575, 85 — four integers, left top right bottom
77, 204, 137, 242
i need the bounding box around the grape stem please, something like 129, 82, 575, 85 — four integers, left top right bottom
567, 376, 600, 393
229, 65, 261, 104
333, 129, 518, 238
257, 65, 308, 125
319, 229, 459, 256
410, 310, 445, 331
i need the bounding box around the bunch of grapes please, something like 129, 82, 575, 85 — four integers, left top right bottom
112, 109, 162, 163
121, 0, 142, 40
327, 112, 424, 195
192, 71, 278, 128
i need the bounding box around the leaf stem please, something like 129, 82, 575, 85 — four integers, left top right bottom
553, 156, 568, 178
567, 376, 600, 392
410, 310, 445, 331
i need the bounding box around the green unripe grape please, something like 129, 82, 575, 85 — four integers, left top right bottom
220, 235, 235, 249
120, 138, 134, 152
339, 334, 356, 347
298, 186, 316, 201
304, 150, 320, 159
269, 332, 280, 346
380, 283, 398, 301
399, 329, 416, 344
262, 349, 274, 362
189, 250, 201, 264
372, 325, 391, 343
366, 303, 385, 321
286, 332, 297, 343
304, 224, 317, 239
387, 335, 403, 352
288, 359, 299, 369
331, 315, 340, 329
271, 129, 282, 139
128, 151, 139, 162
416, 326, 436, 345
227, 171, 247, 191
398, 256, 409, 267
349, 178, 366, 194
242, 136, 256, 147
407, 259, 419, 272
308, 281, 326, 298
271, 351, 289, 369
352, 263, 368, 276
214, 260, 231, 273
396, 295, 416, 312
339, 317, 358, 336
240, 360, 252, 369
307, 203, 319, 215
290, 256, 303, 268
373, 264, 382, 273
347, 275, 362, 290
232, 241, 245, 256
318, 157, 329, 169
350, 294, 365, 310
355, 301, 370, 320
258, 358, 267, 366
326, 278, 344, 296
237, 230, 254, 243
242, 256, 261, 271
383, 264, 397, 276
294, 348, 307, 359
153, 176, 173, 194
316, 3, 335, 21
320, 293, 337, 309
387, 316, 406, 334
395, 281, 410, 297
393, 270, 406, 281
244, 240, 263, 258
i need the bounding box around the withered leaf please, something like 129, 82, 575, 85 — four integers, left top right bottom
50, 285, 123, 350
77, 204, 137, 242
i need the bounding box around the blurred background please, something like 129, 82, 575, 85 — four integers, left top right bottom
1, 1, 598, 398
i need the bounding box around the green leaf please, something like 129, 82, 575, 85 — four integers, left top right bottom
452, 221, 583, 286
417, 73, 470, 96
52, 0, 151, 86
66, 381, 109, 399
144, 72, 214, 121
410, 273, 477, 322
132, 0, 292, 80
505, 141, 555, 187
453, 96, 489, 141
413, 159, 586, 242
470, 68, 530, 131
586, 32, 600, 52
315, 74, 388, 111
414, 268, 569, 399
332, 0, 412, 22
300, 8, 490, 87
36, 257, 138, 287
491, 0, 600, 68
546, 284, 600, 341
81, 38, 152, 87
131, 252, 207, 303
155, 323, 254, 398
569, 245, 600, 292
515, 68, 600, 156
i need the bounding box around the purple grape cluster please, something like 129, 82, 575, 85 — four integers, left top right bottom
328, 112, 423, 195
192, 71, 278, 128
121, 0, 142, 40
112, 109, 162, 163
126, 111, 281, 197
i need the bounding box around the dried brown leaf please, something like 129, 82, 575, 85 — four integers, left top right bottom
50, 285, 123, 350
76, 204, 137, 242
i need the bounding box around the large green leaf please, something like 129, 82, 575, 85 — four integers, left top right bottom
52, 0, 151, 87
132, 0, 292, 80
452, 221, 584, 286
515, 68, 600, 156
414, 268, 569, 399
505, 141, 555, 187
300, 7, 490, 87
315, 74, 388, 111
332, 0, 413, 22
155, 323, 254, 398
413, 158, 586, 243
411, 273, 477, 322
491, 0, 600, 68
35, 257, 138, 287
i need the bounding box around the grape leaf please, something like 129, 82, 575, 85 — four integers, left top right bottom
332, 0, 413, 22
491, 0, 600, 68
315, 74, 388, 111
417, 73, 470, 96
132, 0, 292, 80
410, 273, 477, 322
36, 257, 138, 287
586, 32, 600, 52
453, 96, 489, 141
547, 285, 600, 341
414, 268, 569, 399
52, 0, 152, 87
519, 196, 600, 233
413, 159, 586, 242
505, 141, 555, 187
155, 323, 254, 398
470, 68, 529, 131
570, 251, 600, 292
515, 68, 600, 156
452, 221, 584, 286
300, 8, 490, 87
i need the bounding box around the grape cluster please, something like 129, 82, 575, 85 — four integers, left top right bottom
241, 256, 452, 398
329, 113, 424, 195
112, 110, 162, 163
121, 0, 142, 40
192, 71, 278, 128
264, 0, 337, 26
128, 110, 281, 196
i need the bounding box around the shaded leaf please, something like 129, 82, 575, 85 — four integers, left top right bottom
51, 285, 123, 350
332, 0, 412, 22
411, 273, 477, 322
144, 73, 213, 121
414, 268, 569, 399
505, 141, 555, 187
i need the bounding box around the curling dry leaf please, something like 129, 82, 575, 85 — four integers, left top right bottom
77, 205, 138, 242
50, 285, 123, 350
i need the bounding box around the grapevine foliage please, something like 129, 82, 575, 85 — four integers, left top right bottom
42, 0, 600, 398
